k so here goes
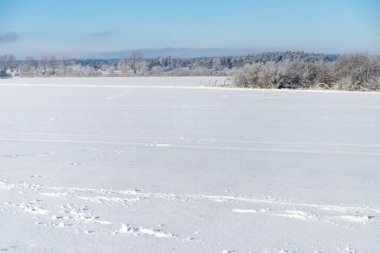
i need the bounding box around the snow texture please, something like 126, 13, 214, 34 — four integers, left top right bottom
0, 77, 379, 252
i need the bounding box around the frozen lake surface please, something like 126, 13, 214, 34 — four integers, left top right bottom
0, 77, 380, 252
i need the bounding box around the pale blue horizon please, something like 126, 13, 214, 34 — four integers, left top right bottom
0, 0, 379, 58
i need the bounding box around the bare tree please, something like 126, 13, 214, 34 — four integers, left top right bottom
0, 54, 16, 76
117, 58, 130, 75
117, 52, 145, 76
49, 56, 58, 76
56, 57, 71, 76
38, 56, 50, 76
20, 57, 35, 77
129, 51, 145, 75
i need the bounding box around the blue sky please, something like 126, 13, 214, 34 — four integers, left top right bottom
0, 0, 379, 58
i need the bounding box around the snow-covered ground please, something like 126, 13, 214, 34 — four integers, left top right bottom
0, 77, 379, 252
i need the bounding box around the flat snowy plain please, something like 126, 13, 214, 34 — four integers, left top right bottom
0, 77, 379, 252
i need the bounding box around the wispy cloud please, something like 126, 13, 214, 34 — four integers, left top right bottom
0, 32, 20, 43
89, 30, 111, 38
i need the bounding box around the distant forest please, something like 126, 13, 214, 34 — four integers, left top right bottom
1, 51, 379, 91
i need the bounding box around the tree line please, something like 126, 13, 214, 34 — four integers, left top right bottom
1, 51, 338, 77
1, 51, 379, 90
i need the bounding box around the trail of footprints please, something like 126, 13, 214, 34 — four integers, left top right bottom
5, 199, 110, 229
0, 177, 175, 238
0, 177, 378, 240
